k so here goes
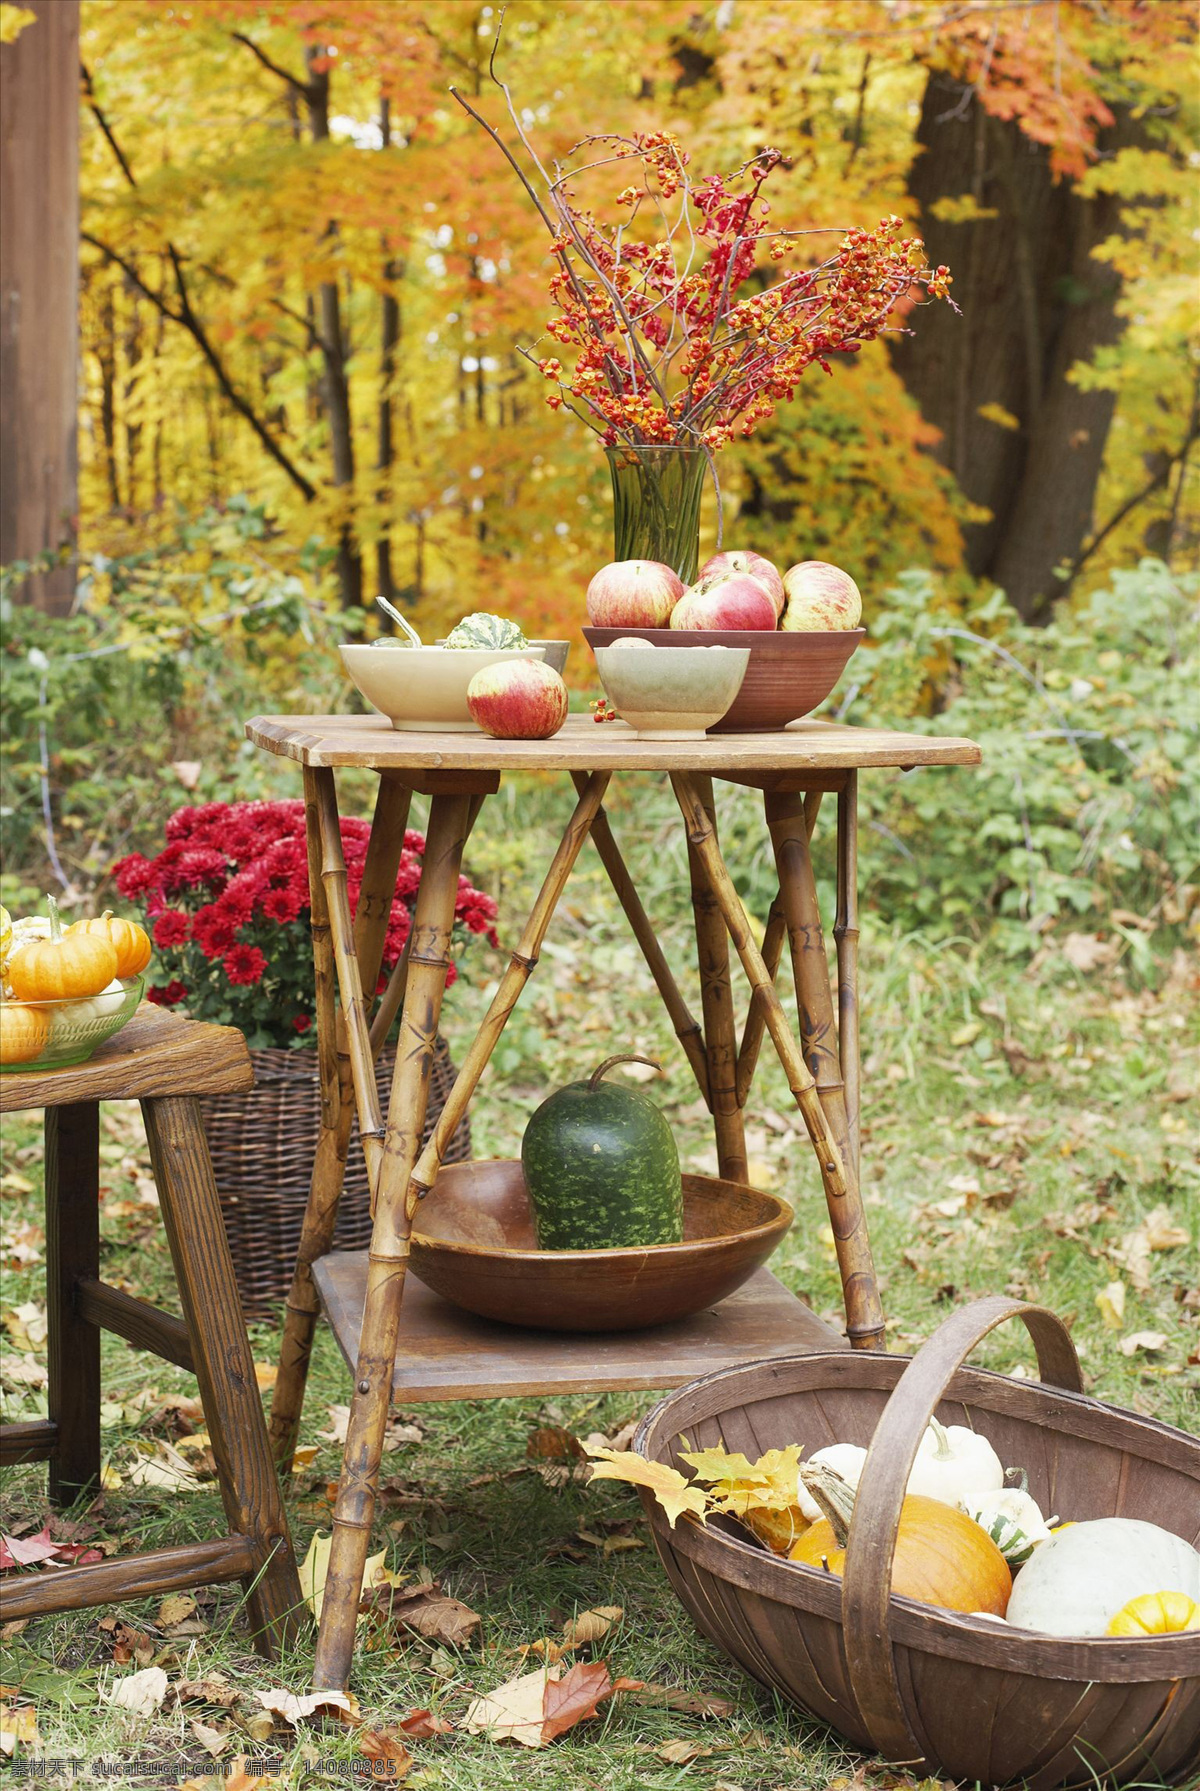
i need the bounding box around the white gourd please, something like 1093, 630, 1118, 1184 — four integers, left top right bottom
1006, 1519, 1200, 1636
905, 1418, 1005, 1508
796, 1445, 866, 1522
49, 978, 130, 1038
966, 1488, 1055, 1566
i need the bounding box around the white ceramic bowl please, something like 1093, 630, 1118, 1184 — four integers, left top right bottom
593, 642, 750, 738
340, 643, 548, 732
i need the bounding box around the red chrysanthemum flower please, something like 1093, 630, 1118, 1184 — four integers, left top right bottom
192, 904, 240, 959
261, 886, 303, 925
224, 944, 267, 986
293, 1014, 311, 1034
147, 979, 189, 1007
152, 910, 191, 948
113, 853, 157, 897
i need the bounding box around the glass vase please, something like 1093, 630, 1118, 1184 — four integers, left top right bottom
606, 443, 708, 586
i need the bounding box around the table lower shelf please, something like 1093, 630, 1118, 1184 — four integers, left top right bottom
311, 1256, 845, 1402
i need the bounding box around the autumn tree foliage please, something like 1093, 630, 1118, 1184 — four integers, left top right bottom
67, 0, 1196, 636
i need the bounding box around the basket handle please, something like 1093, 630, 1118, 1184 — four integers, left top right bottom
839, 1295, 1085, 1768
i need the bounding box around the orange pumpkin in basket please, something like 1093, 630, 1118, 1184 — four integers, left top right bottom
789, 1467, 1011, 1617
67, 910, 152, 979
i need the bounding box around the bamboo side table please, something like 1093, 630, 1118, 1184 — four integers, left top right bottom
246, 713, 980, 1691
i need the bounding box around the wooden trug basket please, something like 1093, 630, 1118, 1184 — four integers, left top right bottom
634, 1297, 1200, 1788
199, 1037, 471, 1319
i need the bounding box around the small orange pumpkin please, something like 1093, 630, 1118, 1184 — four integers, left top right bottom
0, 1002, 51, 1065
789, 1465, 1012, 1617
8, 896, 118, 1004
67, 910, 151, 979
1107, 1591, 1200, 1637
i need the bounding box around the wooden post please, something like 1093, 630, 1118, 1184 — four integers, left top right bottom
0, 0, 79, 612
571, 772, 710, 1106
270, 771, 410, 1467
408, 773, 611, 1198
687, 776, 746, 1179
671, 773, 884, 1350
144, 1095, 304, 1653
312, 792, 472, 1692
45, 1103, 100, 1503
835, 772, 861, 1183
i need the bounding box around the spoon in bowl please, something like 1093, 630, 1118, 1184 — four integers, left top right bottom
375, 595, 424, 647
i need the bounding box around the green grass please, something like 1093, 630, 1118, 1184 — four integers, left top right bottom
2, 773, 1197, 1788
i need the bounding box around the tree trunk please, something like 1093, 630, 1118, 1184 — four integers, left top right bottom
0, 0, 80, 612
889, 72, 1134, 620
375, 96, 401, 610
305, 49, 362, 610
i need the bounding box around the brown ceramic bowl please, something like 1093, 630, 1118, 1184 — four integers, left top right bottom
583, 626, 864, 732
408, 1159, 793, 1332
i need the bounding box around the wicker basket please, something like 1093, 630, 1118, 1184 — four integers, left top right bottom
199, 1038, 471, 1320
634, 1297, 1200, 1789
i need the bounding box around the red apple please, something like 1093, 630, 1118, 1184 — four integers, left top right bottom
467, 659, 568, 739
780, 561, 862, 631
586, 559, 684, 628
698, 550, 785, 619
670, 571, 777, 632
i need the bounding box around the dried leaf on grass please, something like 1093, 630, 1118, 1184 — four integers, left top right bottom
1096, 1281, 1126, 1329
375, 1578, 481, 1648
169, 1676, 241, 1711
298, 1530, 387, 1623
156, 1593, 196, 1629
526, 1425, 584, 1460
657, 1736, 712, 1764
398, 1708, 453, 1738
254, 1686, 360, 1727
320, 1406, 424, 1451
103, 1665, 169, 1718
463, 1658, 626, 1748
1119, 1330, 1169, 1356
357, 1726, 413, 1780
0, 1703, 39, 1756
190, 1718, 231, 1759
584, 1447, 708, 1528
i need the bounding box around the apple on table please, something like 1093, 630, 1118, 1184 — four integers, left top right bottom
466, 659, 569, 740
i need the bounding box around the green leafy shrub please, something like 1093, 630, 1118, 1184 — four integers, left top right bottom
842, 559, 1198, 954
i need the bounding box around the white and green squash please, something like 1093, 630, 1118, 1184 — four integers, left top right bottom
444, 612, 528, 650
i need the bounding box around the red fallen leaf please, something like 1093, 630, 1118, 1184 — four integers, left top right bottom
0, 1526, 105, 1571
356, 1726, 412, 1781
398, 1708, 453, 1739
541, 1659, 615, 1742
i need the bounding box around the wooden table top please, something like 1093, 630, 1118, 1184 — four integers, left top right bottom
246, 712, 981, 773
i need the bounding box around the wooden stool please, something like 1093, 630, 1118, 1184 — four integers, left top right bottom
0, 1008, 304, 1655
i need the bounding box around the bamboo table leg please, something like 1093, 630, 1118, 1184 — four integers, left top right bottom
313, 790, 474, 1690
735, 790, 823, 1109
836, 772, 861, 1184
671, 773, 884, 1349
270, 771, 412, 1467
764, 789, 855, 1203
687, 775, 747, 1181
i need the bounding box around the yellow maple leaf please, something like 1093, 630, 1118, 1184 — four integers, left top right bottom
679, 1443, 803, 1515
0, 6, 37, 47
584, 1448, 708, 1528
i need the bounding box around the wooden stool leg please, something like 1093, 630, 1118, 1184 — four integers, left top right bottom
46, 1103, 101, 1506
270, 772, 412, 1469
313, 790, 473, 1692
142, 1094, 304, 1655
687, 775, 747, 1181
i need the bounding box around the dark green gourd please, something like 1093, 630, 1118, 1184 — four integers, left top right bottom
521, 1055, 683, 1250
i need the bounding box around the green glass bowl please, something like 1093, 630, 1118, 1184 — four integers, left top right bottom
0, 977, 145, 1073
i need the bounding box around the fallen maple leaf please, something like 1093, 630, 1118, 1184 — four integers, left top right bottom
103, 1665, 169, 1717
0, 1703, 38, 1756
1119, 1330, 1169, 1356
560, 1604, 623, 1648
169, 1676, 240, 1710
462, 1664, 554, 1747
298, 1530, 387, 1623
380, 1580, 481, 1648
157, 1592, 197, 1629
584, 1448, 709, 1528
0, 1526, 63, 1569
357, 1725, 413, 1781
541, 1659, 615, 1742
254, 1686, 360, 1727
657, 1736, 711, 1764
526, 1425, 584, 1460
397, 1707, 453, 1738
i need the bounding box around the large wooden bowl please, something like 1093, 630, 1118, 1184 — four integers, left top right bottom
583, 626, 863, 732
408, 1160, 792, 1332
